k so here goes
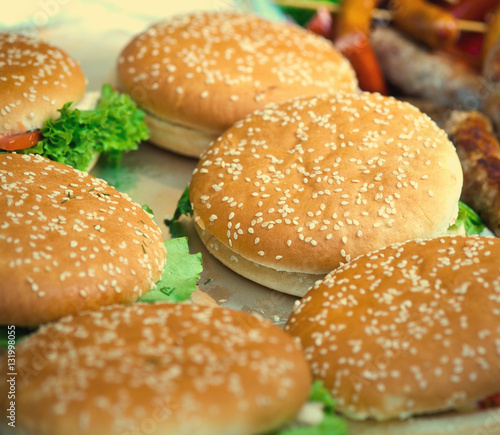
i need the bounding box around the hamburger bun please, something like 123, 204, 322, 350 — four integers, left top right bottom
0, 153, 166, 326
1, 302, 312, 435
0, 32, 86, 137
116, 10, 358, 157
189, 92, 463, 296
285, 235, 500, 433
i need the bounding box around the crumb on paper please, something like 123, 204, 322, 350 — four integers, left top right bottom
190, 287, 218, 306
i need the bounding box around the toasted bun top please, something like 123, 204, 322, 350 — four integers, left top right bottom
0, 33, 86, 136
190, 92, 463, 275
285, 235, 500, 421
2, 303, 311, 435
116, 11, 357, 134
0, 154, 166, 327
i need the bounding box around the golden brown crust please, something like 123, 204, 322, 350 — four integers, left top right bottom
190, 92, 463, 278
117, 11, 357, 150
444, 110, 500, 235
1, 303, 311, 435
0, 154, 166, 326
285, 235, 500, 421
0, 32, 86, 136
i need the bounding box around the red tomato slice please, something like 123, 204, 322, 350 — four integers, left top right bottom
479, 392, 500, 409
0, 130, 42, 151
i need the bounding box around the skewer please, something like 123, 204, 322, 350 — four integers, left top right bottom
272, 0, 488, 33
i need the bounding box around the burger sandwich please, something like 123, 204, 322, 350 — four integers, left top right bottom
189, 92, 463, 296
0, 32, 148, 172
286, 234, 500, 434
116, 10, 358, 157
0, 153, 168, 327
1, 302, 312, 435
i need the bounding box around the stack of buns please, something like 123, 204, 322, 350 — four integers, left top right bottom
0, 153, 313, 435
4, 7, 500, 435
116, 11, 500, 433
2, 16, 337, 432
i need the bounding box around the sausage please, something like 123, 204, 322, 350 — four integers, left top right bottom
334, 0, 388, 94
482, 2, 500, 65
482, 11, 500, 133
444, 110, 500, 235
336, 0, 379, 37
483, 37, 500, 133
335, 31, 388, 94
370, 26, 483, 109
389, 0, 460, 49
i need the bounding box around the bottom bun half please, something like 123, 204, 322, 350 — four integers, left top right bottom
195, 220, 323, 297
145, 111, 219, 158
349, 408, 500, 435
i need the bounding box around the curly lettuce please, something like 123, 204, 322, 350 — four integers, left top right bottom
448, 201, 486, 235
21, 84, 149, 171
273, 381, 349, 435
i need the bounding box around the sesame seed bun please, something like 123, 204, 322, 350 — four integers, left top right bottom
285, 235, 500, 431
0, 153, 166, 327
0, 32, 86, 136
1, 302, 311, 435
116, 11, 358, 157
189, 92, 463, 296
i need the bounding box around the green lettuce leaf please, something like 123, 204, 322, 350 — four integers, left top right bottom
164, 185, 193, 228
448, 201, 486, 235
20, 84, 149, 171
142, 204, 155, 221
309, 380, 336, 412
138, 237, 202, 303
276, 416, 348, 435
164, 185, 194, 237
273, 381, 349, 435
